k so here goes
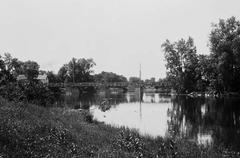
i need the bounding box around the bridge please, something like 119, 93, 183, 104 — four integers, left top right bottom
48, 82, 131, 88
48, 82, 168, 90
48, 82, 171, 93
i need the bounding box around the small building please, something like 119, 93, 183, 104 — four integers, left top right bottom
16, 75, 27, 81
37, 74, 49, 84
17, 74, 49, 84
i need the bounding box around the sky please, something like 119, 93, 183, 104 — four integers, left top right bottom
0, 0, 240, 80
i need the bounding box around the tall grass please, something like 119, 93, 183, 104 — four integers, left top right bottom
0, 97, 239, 158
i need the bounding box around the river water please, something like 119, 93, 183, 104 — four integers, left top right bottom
60, 90, 240, 152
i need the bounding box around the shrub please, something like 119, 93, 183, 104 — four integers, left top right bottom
82, 111, 93, 123
114, 129, 144, 158
0, 81, 61, 107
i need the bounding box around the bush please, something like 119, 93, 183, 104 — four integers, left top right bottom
114, 129, 145, 158
0, 81, 61, 106
82, 111, 93, 123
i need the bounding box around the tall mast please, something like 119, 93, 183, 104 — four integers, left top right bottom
139, 63, 142, 94
139, 63, 142, 121
139, 63, 141, 82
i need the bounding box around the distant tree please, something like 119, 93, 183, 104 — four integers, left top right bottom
157, 78, 171, 90
1, 53, 24, 81
58, 64, 69, 83
58, 58, 96, 83
23, 61, 40, 81
209, 16, 240, 93
94, 71, 127, 83
161, 37, 198, 93
129, 77, 141, 84
47, 71, 60, 83
0, 55, 6, 85
68, 58, 95, 82
0, 54, 23, 98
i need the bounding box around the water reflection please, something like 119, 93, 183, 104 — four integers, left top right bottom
168, 96, 240, 151
58, 89, 240, 152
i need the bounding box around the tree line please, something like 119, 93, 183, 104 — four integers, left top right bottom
0, 53, 61, 106
0, 54, 131, 84
0, 53, 131, 105
162, 16, 240, 96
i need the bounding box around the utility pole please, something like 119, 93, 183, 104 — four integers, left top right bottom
139, 63, 141, 83
139, 63, 142, 121
139, 63, 142, 94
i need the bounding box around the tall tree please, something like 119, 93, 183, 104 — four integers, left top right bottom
0, 53, 20, 84
58, 64, 69, 83
58, 58, 96, 83
162, 37, 198, 93
209, 16, 240, 93
3, 53, 24, 78
195, 54, 216, 92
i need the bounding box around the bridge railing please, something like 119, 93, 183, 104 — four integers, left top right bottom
48, 82, 165, 88
48, 82, 129, 87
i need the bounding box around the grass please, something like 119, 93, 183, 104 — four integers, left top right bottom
0, 97, 240, 158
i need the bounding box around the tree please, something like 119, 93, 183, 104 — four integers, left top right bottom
58, 64, 69, 83
0, 53, 61, 106
94, 71, 127, 83
0, 55, 6, 85
129, 77, 141, 84
157, 78, 171, 91
0, 53, 19, 85
3, 53, 24, 78
46, 71, 60, 83
195, 54, 216, 92
58, 58, 96, 83
209, 16, 240, 93
23, 61, 40, 81
161, 37, 198, 93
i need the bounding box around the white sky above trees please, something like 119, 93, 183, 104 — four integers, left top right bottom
0, 0, 239, 80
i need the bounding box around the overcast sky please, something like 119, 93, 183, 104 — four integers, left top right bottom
0, 0, 239, 79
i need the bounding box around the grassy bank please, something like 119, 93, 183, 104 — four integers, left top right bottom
0, 98, 239, 158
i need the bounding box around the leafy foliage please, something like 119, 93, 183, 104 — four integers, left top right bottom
162, 17, 240, 95
0, 53, 61, 106
94, 71, 127, 83
58, 58, 96, 83
0, 81, 59, 106
129, 77, 141, 84
209, 16, 240, 93
162, 37, 198, 93
23, 61, 39, 81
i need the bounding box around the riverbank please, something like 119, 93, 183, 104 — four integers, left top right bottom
0, 98, 239, 158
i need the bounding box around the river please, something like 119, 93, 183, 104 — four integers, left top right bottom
59, 89, 240, 152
